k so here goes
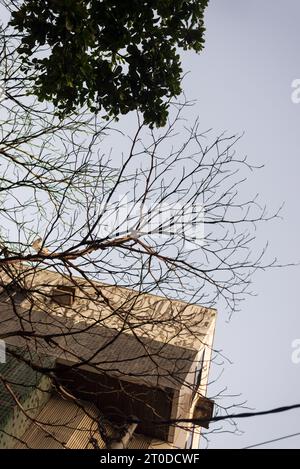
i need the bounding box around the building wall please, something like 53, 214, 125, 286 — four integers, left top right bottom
146, 316, 217, 450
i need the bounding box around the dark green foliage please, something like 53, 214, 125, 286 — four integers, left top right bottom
10, 0, 209, 126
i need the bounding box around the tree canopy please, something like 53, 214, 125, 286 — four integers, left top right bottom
9, 0, 209, 126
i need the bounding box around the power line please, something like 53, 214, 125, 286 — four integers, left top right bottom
244, 431, 300, 449
211, 402, 300, 423
141, 402, 300, 425
128, 402, 300, 430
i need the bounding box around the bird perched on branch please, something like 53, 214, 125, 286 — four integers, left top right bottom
31, 237, 50, 255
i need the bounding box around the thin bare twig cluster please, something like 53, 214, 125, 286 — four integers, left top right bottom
0, 11, 280, 448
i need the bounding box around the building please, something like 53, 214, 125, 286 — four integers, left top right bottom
0, 265, 216, 449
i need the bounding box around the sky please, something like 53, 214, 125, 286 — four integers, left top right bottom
1, 0, 300, 450
180, 0, 300, 449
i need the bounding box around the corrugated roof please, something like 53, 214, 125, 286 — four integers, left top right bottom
14, 395, 106, 449
14, 394, 152, 449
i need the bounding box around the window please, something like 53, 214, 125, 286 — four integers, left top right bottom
191, 349, 205, 402
0, 282, 26, 304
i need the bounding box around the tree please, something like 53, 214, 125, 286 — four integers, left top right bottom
0, 8, 282, 449
5, 0, 209, 127
0, 101, 278, 448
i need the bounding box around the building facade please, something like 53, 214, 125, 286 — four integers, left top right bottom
0, 266, 216, 449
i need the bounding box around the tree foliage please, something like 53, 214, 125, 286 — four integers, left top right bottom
9, 0, 209, 127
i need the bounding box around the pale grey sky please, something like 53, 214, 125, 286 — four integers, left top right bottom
1, 0, 300, 450
181, 0, 300, 449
